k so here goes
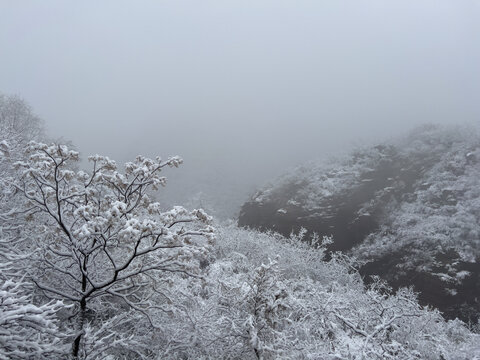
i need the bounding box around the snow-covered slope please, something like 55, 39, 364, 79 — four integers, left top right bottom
239, 124, 480, 322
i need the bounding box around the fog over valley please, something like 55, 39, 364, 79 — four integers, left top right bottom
1, 1, 480, 359
2, 1, 480, 215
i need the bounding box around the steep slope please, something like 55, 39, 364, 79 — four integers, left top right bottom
238, 125, 480, 322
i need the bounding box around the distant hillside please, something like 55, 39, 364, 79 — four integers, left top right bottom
239, 124, 480, 322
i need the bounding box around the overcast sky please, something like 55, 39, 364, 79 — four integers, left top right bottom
1, 1, 479, 216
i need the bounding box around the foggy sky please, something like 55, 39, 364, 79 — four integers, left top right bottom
1, 1, 480, 216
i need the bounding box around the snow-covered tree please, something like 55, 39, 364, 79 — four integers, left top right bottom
11, 141, 215, 358
0, 94, 69, 359
0, 277, 69, 359
0, 93, 44, 147
150, 223, 480, 359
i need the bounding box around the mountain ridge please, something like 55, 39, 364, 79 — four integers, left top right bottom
239, 124, 480, 322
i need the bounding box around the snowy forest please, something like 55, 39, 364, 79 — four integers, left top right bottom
2, 1, 480, 359
1, 95, 480, 359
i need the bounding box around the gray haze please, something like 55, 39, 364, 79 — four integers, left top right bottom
1, 1, 480, 217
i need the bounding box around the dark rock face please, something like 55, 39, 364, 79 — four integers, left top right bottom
238, 184, 379, 252
239, 144, 432, 252
360, 253, 480, 322
238, 125, 480, 323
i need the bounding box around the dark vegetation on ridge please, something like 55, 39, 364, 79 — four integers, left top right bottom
239, 125, 480, 323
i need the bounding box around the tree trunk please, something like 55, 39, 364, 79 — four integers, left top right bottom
72, 298, 86, 358
73, 268, 88, 358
